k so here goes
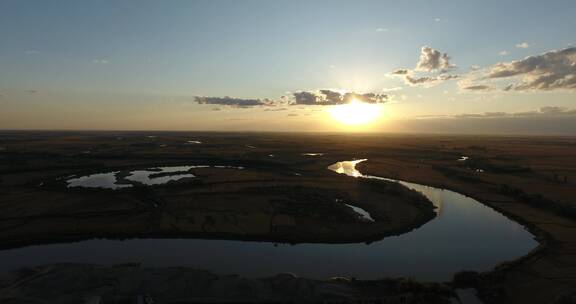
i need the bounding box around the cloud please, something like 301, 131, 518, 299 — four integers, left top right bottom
292, 90, 388, 105
499, 50, 509, 56
195, 90, 388, 109
516, 42, 530, 49
416, 46, 455, 72
292, 91, 318, 105
390, 46, 458, 87
448, 107, 576, 119
404, 74, 458, 86
462, 84, 493, 91
484, 47, 576, 91
381, 87, 403, 92
391, 69, 409, 75
92, 59, 109, 64
535, 106, 576, 115
194, 96, 273, 107
376, 28, 389, 32
404, 75, 436, 85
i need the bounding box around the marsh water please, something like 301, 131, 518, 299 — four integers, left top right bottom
0, 160, 537, 281
66, 165, 244, 189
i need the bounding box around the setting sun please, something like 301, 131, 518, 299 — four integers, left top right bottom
328, 99, 382, 126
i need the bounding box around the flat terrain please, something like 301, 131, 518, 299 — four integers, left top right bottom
0, 132, 435, 248
0, 131, 575, 303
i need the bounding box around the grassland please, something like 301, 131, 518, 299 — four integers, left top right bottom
0, 131, 575, 303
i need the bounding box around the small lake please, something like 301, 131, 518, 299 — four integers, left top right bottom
0, 160, 537, 281
66, 165, 245, 189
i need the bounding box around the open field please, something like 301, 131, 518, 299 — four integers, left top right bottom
0, 131, 575, 303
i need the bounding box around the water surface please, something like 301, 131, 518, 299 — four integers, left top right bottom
66, 165, 243, 189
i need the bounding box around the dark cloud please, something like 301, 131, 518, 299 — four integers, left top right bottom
194, 96, 273, 107
292, 90, 388, 105
292, 91, 318, 105
416, 46, 455, 72
405, 75, 436, 84
462, 85, 493, 91
481, 47, 576, 91
391, 69, 409, 75
196, 90, 388, 109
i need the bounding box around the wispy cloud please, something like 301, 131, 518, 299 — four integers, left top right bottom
405, 74, 458, 86
194, 96, 274, 107
422, 106, 576, 119
461, 84, 493, 91
457, 106, 576, 118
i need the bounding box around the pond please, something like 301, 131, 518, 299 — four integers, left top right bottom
66, 165, 244, 189
0, 160, 537, 281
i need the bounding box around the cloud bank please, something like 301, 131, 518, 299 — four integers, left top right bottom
292, 90, 388, 105
195, 90, 388, 108
462, 47, 576, 91
423, 106, 576, 119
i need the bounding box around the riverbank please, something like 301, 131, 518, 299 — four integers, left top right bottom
356, 139, 576, 304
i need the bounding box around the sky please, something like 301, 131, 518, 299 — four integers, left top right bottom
1, 0, 575, 134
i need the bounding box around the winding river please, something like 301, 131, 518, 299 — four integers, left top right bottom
0, 160, 537, 281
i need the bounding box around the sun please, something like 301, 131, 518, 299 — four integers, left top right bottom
328, 99, 382, 126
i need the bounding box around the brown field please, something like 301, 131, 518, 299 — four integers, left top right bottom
0, 131, 575, 303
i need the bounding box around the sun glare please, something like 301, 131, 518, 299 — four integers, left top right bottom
328, 99, 382, 126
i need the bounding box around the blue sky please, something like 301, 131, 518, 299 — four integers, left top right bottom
1, 0, 575, 132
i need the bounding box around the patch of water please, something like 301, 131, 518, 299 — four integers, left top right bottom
65, 165, 244, 189
67, 172, 132, 190
344, 203, 375, 222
